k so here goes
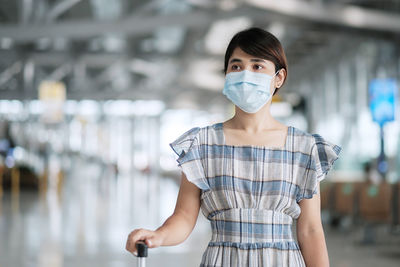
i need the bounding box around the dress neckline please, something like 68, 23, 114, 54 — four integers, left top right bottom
215, 122, 292, 150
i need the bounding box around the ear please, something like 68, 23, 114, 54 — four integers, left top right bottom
275, 69, 286, 88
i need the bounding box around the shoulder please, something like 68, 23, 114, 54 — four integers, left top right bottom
291, 126, 340, 151
196, 122, 223, 137
180, 123, 219, 135
293, 127, 342, 173
290, 126, 316, 152
291, 126, 313, 139
172, 123, 220, 144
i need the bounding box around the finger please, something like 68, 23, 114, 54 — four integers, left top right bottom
126, 236, 136, 253
126, 231, 144, 253
127, 230, 148, 252
144, 237, 153, 248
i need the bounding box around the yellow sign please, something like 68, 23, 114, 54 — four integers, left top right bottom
38, 81, 66, 123
39, 81, 66, 100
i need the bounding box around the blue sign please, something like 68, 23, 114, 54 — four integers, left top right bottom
369, 78, 397, 126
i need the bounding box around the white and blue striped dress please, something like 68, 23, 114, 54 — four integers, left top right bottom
170, 122, 341, 267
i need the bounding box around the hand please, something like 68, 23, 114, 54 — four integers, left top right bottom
125, 228, 164, 255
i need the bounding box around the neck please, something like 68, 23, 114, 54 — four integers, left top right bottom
228, 103, 279, 133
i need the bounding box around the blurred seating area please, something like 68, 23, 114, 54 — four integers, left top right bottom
320, 179, 400, 244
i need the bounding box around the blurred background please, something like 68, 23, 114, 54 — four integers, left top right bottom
0, 0, 399, 266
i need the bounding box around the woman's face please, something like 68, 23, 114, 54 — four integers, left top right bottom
226, 47, 284, 93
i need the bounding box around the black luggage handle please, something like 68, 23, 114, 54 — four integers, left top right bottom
136, 241, 148, 257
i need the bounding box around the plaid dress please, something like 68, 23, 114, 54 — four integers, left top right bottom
170, 122, 341, 267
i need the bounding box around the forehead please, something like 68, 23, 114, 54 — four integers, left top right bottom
229, 47, 274, 67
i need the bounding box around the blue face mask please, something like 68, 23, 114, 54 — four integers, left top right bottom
222, 70, 280, 113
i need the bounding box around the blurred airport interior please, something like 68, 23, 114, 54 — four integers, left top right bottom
0, 0, 400, 266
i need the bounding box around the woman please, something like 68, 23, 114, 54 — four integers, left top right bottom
126, 27, 341, 266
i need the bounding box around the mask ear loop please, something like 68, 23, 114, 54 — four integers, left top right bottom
271, 69, 282, 96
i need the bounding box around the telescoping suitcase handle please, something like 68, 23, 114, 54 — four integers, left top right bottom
136, 241, 148, 267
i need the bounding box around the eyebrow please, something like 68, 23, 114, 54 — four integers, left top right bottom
229, 58, 267, 64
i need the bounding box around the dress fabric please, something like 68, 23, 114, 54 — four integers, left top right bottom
169, 122, 342, 267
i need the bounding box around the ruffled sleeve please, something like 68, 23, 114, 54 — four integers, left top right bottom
169, 127, 210, 191
296, 134, 342, 202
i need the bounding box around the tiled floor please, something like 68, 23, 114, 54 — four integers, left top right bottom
1, 159, 399, 267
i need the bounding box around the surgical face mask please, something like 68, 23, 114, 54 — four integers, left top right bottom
222, 69, 280, 113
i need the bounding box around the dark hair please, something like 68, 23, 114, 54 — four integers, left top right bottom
224, 27, 288, 94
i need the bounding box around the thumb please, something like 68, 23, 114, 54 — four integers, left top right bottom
145, 238, 152, 247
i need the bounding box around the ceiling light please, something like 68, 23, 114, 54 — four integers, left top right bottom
204, 17, 252, 55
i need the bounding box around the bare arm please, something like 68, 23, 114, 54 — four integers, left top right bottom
155, 172, 201, 245
297, 183, 330, 267
126, 172, 201, 254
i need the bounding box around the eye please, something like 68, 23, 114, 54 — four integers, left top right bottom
231, 65, 241, 71
253, 64, 263, 70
